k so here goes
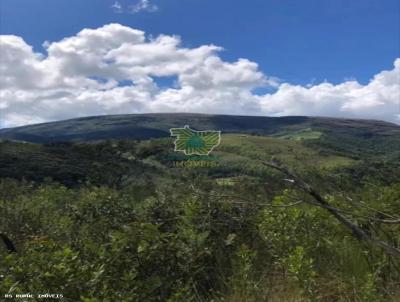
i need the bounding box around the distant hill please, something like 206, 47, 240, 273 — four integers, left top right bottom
0, 113, 399, 187
0, 113, 399, 144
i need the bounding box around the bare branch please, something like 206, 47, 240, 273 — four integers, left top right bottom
190, 185, 305, 208
261, 160, 400, 257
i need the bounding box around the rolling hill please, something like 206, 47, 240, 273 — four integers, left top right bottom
0, 113, 399, 187
0, 113, 399, 143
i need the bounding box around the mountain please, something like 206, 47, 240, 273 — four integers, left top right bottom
0, 113, 399, 144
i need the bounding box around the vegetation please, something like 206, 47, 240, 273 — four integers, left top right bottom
0, 115, 399, 301
1, 113, 399, 147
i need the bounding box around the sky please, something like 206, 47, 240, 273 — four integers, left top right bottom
0, 0, 399, 127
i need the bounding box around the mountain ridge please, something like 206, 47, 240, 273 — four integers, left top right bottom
1, 113, 399, 144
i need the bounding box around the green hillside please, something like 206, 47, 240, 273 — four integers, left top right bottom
1, 113, 399, 163
1, 113, 398, 143
1, 115, 400, 301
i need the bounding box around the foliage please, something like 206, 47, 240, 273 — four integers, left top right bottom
0, 129, 399, 301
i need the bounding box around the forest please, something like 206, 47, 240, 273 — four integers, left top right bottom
0, 116, 399, 301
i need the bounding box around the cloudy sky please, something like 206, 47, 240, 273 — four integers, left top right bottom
0, 0, 399, 127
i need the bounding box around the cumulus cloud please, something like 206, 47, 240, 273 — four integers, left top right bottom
0, 23, 399, 127
258, 60, 400, 122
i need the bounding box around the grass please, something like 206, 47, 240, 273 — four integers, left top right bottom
273, 128, 323, 141
217, 134, 355, 170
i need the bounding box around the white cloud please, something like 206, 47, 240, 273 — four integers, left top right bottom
111, 0, 158, 14
111, 1, 123, 13
129, 0, 158, 14
0, 23, 399, 128
258, 60, 400, 122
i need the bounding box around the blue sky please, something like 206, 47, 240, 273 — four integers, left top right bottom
0, 0, 399, 126
1, 0, 399, 84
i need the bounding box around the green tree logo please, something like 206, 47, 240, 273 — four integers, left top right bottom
170, 125, 221, 155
